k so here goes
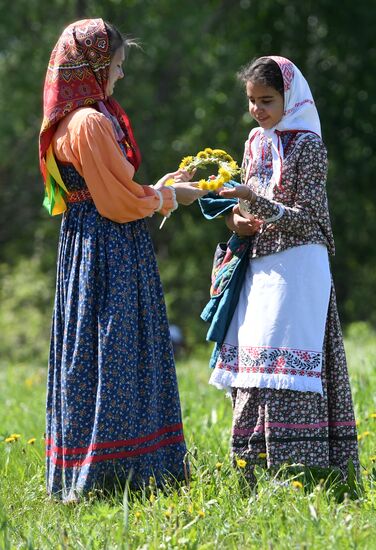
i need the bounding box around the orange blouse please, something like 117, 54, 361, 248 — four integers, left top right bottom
52, 107, 160, 223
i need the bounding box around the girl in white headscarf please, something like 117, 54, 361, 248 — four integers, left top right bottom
211, 56, 359, 481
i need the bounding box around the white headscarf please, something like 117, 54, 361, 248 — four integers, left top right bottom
248, 56, 321, 188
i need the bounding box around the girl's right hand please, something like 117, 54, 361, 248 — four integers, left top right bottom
225, 204, 262, 236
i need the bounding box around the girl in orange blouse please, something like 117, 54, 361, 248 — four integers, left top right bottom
40, 18, 204, 502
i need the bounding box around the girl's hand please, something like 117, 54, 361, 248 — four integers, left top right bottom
173, 181, 207, 205
219, 184, 256, 202
225, 204, 262, 236
154, 169, 196, 189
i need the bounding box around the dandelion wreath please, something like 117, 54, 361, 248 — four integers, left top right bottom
179, 148, 240, 191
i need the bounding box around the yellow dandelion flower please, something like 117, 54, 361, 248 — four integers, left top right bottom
25, 378, 34, 388
369, 413, 376, 419
149, 493, 156, 503
165, 178, 174, 186
218, 167, 231, 181
292, 481, 304, 489
362, 470, 370, 476
229, 160, 239, 170
164, 510, 172, 519
370, 455, 376, 462
357, 434, 363, 441
198, 179, 210, 190
215, 462, 223, 470
27, 438, 36, 445
236, 458, 247, 469
135, 511, 141, 520
10, 434, 21, 439
212, 149, 227, 156
204, 148, 213, 154
197, 151, 208, 159
258, 452, 267, 459
361, 431, 371, 438
179, 156, 194, 169
198, 510, 205, 518
207, 181, 218, 191
5, 437, 16, 443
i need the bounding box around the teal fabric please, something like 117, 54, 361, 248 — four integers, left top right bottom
199, 182, 251, 369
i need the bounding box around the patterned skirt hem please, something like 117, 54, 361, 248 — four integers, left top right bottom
209, 369, 323, 394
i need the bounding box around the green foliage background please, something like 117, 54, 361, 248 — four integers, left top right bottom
0, 0, 375, 359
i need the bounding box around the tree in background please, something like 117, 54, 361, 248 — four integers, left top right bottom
0, 0, 375, 356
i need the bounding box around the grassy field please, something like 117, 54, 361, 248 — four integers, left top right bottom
0, 325, 375, 549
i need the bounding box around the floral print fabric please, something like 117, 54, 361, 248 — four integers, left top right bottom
46, 164, 187, 502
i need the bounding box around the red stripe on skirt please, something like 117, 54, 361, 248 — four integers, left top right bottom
46, 434, 185, 468
45, 423, 183, 456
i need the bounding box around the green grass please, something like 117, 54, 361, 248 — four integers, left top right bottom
0, 330, 375, 549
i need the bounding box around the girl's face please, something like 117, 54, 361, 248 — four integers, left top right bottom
106, 46, 125, 97
246, 81, 284, 129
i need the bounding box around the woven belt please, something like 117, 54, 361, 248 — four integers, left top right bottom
67, 189, 93, 203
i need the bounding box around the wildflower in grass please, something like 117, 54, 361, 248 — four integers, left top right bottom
10, 434, 21, 439
5, 437, 16, 443
215, 461, 223, 470
134, 511, 141, 521
164, 509, 172, 519
188, 504, 193, 514
27, 438, 36, 445
258, 452, 267, 459
361, 431, 371, 438
198, 510, 205, 518
370, 455, 376, 462
236, 458, 247, 468
369, 413, 376, 419
292, 480, 304, 489
357, 434, 362, 441
149, 493, 156, 503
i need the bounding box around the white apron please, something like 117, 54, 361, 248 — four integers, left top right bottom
209, 244, 331, 395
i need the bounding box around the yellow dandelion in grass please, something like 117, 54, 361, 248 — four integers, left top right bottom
164, 510, 172, 519
149, 493, 156, 503
357, 434, 363, 441
362, 470, 370, 476
134, 511, 141, 521
5, 437, 16, 443
10, 434, 21, 440
198, 510, 205, 518
370, 455, 376, 462
258, 452, 267, 459
369, 413, 376, 419
236, 458, 247, 469
215, 462, 223, 471
27, 438, 36, 445
292, 481, 304, 489
361, 431, 371, 438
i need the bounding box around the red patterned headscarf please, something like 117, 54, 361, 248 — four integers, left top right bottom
39, 18, 141, 214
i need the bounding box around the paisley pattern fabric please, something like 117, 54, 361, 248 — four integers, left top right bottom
39, 18, 141, 216
46, 164, 187, 502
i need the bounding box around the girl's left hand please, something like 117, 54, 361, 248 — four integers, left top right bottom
219, 184, 256, 202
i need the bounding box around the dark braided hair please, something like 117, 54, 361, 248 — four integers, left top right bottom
238, 57, 284, 99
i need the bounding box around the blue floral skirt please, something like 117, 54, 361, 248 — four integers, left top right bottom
46, 169, 187, 502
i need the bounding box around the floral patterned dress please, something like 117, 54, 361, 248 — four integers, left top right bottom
45, 162, 187, 502
213, 131, 359, 477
